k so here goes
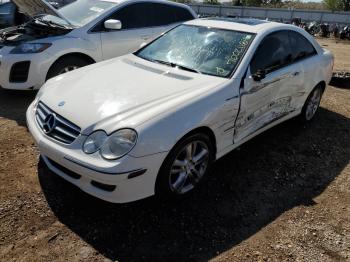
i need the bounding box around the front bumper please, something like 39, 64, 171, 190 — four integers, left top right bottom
26, 101, 168, 203
0, 46, 53, 90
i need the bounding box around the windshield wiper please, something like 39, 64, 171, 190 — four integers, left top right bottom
174, 64, 202, 74
150, 59, 201, 74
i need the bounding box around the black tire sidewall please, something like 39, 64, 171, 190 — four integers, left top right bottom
46, 57, 89, 81
155, 133, 214, 199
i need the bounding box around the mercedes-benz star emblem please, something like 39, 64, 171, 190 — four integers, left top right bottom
43, 114, 57, 134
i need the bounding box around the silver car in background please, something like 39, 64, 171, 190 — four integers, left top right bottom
0, 1, 16, 28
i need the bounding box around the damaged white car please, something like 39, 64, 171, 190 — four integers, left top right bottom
0, 0, 196, 90
27, 18, 334, 203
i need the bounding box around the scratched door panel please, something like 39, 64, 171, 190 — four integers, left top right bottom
234, 65, 300, 142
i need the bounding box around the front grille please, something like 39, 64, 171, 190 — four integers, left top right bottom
9, 61, 30, 83
36, 102, 81, 144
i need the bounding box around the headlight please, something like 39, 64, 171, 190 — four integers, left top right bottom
11, 43, 52, 54
83, 131, 108, 154
83, 129, 137, 160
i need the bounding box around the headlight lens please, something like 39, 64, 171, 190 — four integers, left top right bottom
100, 129, 138, 160
11, 43, 52, 54
83, 131, 108, 154
83, 129, 137, 160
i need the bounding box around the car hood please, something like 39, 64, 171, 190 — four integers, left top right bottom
38, 54, 227, 134
11, 0, 72, 25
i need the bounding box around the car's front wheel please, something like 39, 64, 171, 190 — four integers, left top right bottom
46, 56, 91, 81
156, 133, 214, 199
300, 85, 323, 122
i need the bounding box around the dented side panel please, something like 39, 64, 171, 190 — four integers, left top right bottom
234, 63, 304, 142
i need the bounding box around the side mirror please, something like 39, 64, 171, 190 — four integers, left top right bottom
104, 19, 122, 30
252, 69, 266, 81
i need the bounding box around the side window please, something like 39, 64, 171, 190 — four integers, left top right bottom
174, 6, 195, 22
0, 3, 12, 13
289, 31, 317, 62
152, 4, 177, 26
152, 4, 194, 27
110, 3, 154, 29
250, 31, 292, 75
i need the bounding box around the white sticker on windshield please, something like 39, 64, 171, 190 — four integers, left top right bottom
90, 7, 104, 12
245, 35, 252, 40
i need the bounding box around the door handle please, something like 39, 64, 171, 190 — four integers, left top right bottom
292, 71, 300, 76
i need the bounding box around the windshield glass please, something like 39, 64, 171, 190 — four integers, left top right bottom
43, 0, 118, 27
135, 25, 254, 78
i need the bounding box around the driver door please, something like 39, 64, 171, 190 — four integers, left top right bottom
99, 3, 156, 60
234, 30, 303, 142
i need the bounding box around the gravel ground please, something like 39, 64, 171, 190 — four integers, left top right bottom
0, 38, 349, 262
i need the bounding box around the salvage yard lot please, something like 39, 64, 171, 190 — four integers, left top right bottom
0, 38, 349, 262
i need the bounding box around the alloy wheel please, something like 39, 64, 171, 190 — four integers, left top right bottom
305, 88, 321, 121
58, 65, 79, 75
169, 141, 209, 194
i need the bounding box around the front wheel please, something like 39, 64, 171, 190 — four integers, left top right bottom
300, 86, 323, 122
156, 133, 214, 199
46, 56, 91, 81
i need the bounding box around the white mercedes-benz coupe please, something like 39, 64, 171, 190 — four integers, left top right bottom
0, 0, 196, 90
27, 18, 334, 203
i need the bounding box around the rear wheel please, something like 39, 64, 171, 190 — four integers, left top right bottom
46, 56, 91, 81
156, 133, 214, 199
300, 85, 323, 122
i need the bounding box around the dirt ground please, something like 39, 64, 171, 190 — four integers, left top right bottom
0, 38, 349, 262
317, 38, 350, 73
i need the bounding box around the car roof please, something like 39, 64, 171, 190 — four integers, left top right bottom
102, 0, 191, 6
185, 17, 294, 34
102, 0, 195, 14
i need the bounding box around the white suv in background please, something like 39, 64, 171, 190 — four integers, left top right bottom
0, 0, 196, 90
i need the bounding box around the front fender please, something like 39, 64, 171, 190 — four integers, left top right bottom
130, 81, 241, 158
45, 36, 101, 67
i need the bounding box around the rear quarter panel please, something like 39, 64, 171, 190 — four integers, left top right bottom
301, 48, 333, 103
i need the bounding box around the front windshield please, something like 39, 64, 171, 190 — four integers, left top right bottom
43, 0, 118, 27
135, 25, 254, 78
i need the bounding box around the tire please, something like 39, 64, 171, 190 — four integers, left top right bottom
299, 85, 323, 123
155, 133, 215, 200
46, 56, 91, 81
340, 32, 346, 40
